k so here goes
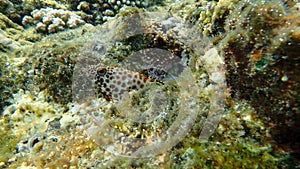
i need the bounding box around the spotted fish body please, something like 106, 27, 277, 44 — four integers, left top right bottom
94, 65, 156, 101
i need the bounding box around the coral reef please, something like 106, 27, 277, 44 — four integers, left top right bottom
0, 0, 67, 25
22, 8, 86, 33
71, 0, 152, 23
0, 0, 162, 28
0, 0, 299, 168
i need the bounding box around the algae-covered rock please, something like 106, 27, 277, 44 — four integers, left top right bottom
0, 24, 97, 114
191, 0, 300, 163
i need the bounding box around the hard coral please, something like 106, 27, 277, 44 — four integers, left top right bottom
22, 7, 85, 33
68, 0, 154, 24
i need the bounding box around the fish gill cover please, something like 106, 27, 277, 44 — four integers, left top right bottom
71, 11, 226, 158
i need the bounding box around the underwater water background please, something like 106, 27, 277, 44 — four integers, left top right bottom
0, 0, 299, 168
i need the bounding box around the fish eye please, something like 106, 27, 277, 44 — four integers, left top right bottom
97, 69, 106, 76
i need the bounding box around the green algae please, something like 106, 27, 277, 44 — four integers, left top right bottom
174, 140, 281, 169
0, 128, 20, 164
162, 100, 281, 168
0, 13, 23, 30
0, 134, 18, 159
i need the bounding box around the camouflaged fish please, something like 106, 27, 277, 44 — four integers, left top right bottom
83, 64, 166, 101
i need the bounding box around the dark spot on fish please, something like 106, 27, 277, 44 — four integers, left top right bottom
97, 69, 106, 76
